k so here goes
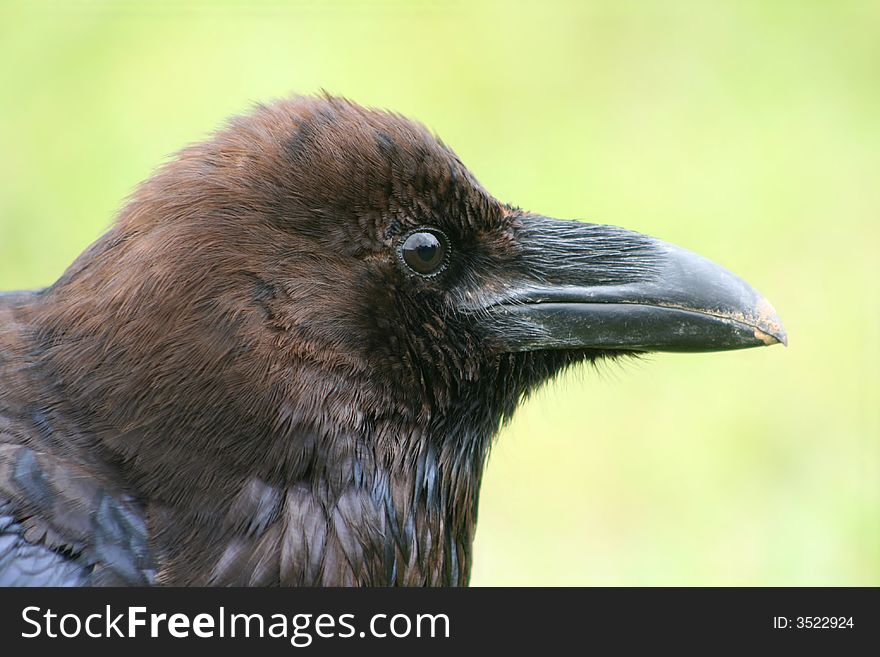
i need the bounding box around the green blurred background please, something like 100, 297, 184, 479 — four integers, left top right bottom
1, 0, 877, 585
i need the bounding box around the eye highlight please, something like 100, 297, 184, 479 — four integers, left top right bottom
399, 229, 448, 276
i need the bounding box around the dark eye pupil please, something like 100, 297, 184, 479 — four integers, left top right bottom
402, 231, 446, 274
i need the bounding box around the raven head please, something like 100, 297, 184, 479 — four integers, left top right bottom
189, 96, 786, 423
38, 93, 787, 470
29, 95, 785, 585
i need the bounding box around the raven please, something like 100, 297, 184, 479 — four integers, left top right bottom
0, 95, 785, 586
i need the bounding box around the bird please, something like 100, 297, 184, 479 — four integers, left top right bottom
0, 94, 786, 586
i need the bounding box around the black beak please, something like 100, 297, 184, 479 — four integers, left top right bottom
475, 214, 787, 353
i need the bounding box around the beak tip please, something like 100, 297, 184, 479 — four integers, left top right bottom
754, 326, 788, 347
753, 296, 788, 347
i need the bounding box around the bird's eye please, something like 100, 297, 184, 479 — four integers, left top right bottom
400, 230, 448, 275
